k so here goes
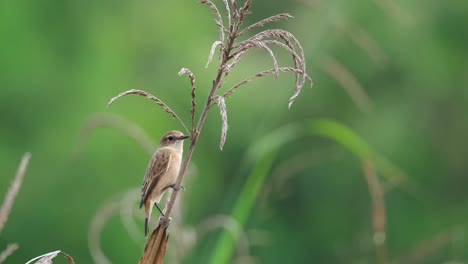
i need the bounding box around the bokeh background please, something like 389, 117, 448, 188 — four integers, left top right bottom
1, 0, 467, 263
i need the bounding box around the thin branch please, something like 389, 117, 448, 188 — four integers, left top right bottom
240, 0, 252, 19
336, 23, 388, 67
393, 227, 462, 264
261, 39, 302, 65
107, 89, 189, 135
88, 200, 117, 264
222, 67, 312, 99
74, 113, 156, 157
0, 244, 18, 264
223, 51, 245, 74
230, 0, 238, 19
0, 152, 30, 235
119, 189, 144, 245
178, 68, 197, 134
238, 13, 292, 36
222, 0, 231, 28
362, 160, 388, 264
246, 29, 309, 108
372, 0, 412, 25
200, 0, 226, 42
235, 40, 280, 77
322, 56, 373, 112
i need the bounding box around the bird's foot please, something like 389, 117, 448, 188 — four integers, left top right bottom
159, 216, 172, 229
168, 183, 185, 191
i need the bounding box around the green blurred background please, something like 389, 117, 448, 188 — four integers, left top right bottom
1, 0, 467, 263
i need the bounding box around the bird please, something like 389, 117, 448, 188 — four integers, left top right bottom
140, 130, 189, 237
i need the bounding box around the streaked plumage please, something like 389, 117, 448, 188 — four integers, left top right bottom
140, 130, 189, 237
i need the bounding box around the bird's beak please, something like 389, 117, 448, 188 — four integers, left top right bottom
178, 135, 190, 140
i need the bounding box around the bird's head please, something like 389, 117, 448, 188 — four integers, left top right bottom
159, 130, 189, 149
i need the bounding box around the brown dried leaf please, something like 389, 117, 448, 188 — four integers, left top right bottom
107, 89, 189, 134
139, 225, 169, 264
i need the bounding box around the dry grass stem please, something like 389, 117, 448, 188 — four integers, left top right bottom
178, 68, 198, 133
214, 96, 228, 150
373, 0, 412, 25
206, 41, 223, 67
222, 0, 231, 27
0, 152, 31, 235
0, 243, 18, 264
252, 30, 306, 96
322, 56, 373, 112
225, 28, 310, 108
200, 0, 226, 42
107, 89, 189, 135
116, 1, 312, 262
139, 226, 169, 264
222, 67, 312, 99
245, 40, 280, 77
75, 114, 156, 157
362, 160, 388, 264
88, 200, 118, 264
393, 227, 461, 264
261, 39, 302, 63
238, 13, 292, 36
346, 25, 388, 67
89, 188, 187, 264
120, 189, 145, 244
25, 250, 75, 264
249, 29, 305, 66
240, 0, 252, 18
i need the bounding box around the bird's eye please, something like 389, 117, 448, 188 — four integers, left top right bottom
167, 136, 174, 141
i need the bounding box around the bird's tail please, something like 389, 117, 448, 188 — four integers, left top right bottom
145, 217, 149, 237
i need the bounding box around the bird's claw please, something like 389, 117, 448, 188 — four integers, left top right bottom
159, 216, 172, 228
169, 183, 185, 191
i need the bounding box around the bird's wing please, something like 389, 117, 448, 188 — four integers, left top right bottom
139, 149, 171, 208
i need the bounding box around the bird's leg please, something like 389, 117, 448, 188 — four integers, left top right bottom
154, 202, 165, 216
159, 215, 172, 229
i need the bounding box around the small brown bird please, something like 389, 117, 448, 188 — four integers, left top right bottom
140, 130, 189, 237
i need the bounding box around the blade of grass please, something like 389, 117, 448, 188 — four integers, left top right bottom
208, 150, 277, 264
308, 118, 405, 184
208, 123, 301, 264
